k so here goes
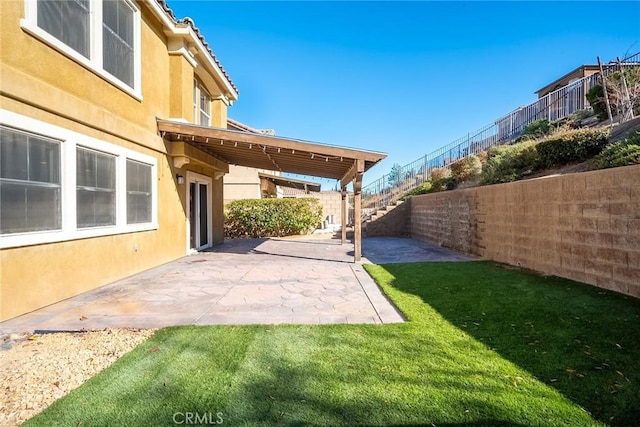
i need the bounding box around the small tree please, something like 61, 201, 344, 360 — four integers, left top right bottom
387, 163, 403, 187
588, 67, 640, 122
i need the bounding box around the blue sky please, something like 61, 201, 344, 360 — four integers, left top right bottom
167, 1, 640, 188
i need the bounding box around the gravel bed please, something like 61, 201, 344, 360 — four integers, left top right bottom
0, 328, 155, 426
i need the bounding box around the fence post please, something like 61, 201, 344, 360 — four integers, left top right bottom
597, 56, 614, 128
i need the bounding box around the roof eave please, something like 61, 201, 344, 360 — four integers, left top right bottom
146, 1, 239, 101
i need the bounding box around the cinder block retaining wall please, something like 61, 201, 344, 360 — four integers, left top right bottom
370, 165, 640, 298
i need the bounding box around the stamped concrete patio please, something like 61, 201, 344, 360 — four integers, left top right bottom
0, 237, 472, 333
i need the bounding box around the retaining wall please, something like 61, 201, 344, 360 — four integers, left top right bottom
370, 165, 640, 298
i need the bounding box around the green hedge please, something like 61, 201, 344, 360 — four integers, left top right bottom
225, 198, 323, 238
590, 131, 640, 170
535, 128, 610, 168
480, 141, 540, 185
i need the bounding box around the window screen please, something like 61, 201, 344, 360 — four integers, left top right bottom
37, 0, 90, 58
0, 126, 61, 234
76, 146, 116, 228
103, 0, 134, 87
126, 159, 152, 224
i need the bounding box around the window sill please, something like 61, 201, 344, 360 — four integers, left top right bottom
0, 223, 159, 250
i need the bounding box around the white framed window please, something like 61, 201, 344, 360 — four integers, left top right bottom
1, 110, 157, 249
126, 159, 152, 224
37, 0, 90, 58
76, 146, 116, 228
21, 0, 142, 99
0, 126, 62, 234
193, 80, 211, 126
102, 0, 135, 87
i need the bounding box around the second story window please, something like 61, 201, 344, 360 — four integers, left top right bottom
193, 81, 211, 126
37, 0, 90, 58
25, 0, 141, 97
103, 0, 134, 87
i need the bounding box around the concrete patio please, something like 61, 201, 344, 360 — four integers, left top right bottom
0, 237, 473, 334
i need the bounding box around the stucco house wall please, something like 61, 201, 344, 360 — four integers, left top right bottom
0, 0, 234, 321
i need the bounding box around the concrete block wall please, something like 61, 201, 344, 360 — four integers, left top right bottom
365, 202, 410, 237
404, 165, 640, 298
294, 191, 345, 227
312, 191, 343, 224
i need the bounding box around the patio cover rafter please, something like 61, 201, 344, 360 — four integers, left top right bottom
157, 119, 387, 262
157, 119, 386, 182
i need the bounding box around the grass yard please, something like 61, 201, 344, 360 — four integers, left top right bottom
26, 262, 640, 426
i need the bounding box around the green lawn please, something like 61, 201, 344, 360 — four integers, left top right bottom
26, 262, 640, 426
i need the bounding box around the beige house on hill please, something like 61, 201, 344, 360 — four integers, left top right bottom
0, 0, 385, 321
535, 65, 601, 98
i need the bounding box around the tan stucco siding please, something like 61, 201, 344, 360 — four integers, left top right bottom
0, 142, 187, 321
169, 55, 195, 122
1, 2, 171, 142
211, 99, 228, 127
0, 1, 231, 321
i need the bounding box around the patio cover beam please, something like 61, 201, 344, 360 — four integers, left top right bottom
157, 119, 386, 263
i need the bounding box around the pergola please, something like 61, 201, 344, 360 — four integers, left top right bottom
157, 119, 387, 261
257, 173, 321, 194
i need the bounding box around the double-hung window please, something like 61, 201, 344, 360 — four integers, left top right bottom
23, 0, 140, 96
193, 81, 211, 126
1, 112, 157, 248
37, 0, 90, 58
76, 146, 116, 228
0, 126, 62, 234
126, 159, 152, 224
102, 0, 135, 87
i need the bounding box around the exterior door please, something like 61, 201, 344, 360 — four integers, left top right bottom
187, 172, 212, 251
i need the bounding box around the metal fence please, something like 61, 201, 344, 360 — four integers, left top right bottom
361, 51, 640, 214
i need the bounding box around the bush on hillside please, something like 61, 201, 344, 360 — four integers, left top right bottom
450, 155, 482, 183
400, 181, 433, 200
480, 141, 540, 185
476, 150, 489, 165
225, 198, 322, 238
429, 167, 451, 181
586, 85, 609, 121
590, 131, 640, 170
535, 127, 610, 168
523, 119, 553, 138
426, 167, 456, 192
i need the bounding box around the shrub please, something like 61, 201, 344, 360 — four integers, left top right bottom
590, 131, 640, 170
400, 173, 457, 200
425, 167, 456, 192
225, 198, 322, 238
450, 155, 482, 183
480, 141, 540, 185
400, 181, 433, 200
568, 108, 595, 121
522, 119, 553, 138
535, 127, 610, 168
476, 150, 489, 165
429, 167, 451, 181
586, 85, 609, 121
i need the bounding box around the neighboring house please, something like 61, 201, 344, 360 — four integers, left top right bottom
495, 64, 602, 139
224, 118, 320, 202
535, 65, 601, 98
1, 0, 385, 321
